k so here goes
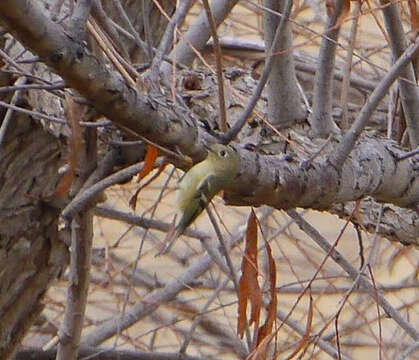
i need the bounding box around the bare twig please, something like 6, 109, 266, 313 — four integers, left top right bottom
0, 81, 65, 94
56, 213, 93, 360
263, 0, 305, 127
68, 0, 92, 41
287, 210, 419, 341
91, 0, 130, 59
308, 0, 345, 137
94, 205, 210, 240
112, 0, 150, 59
82, 250, 222, 346
0, 99, 111, 127
331, 39, 419, 168
179, 279, 229, 354
202, 0, 228, 132
150, 0, 193, 81
222, 0, 294, 143
161, 0, 239, 75
380, 0, 419, 148
397, 147, 419, 161
0, 76, 26, 146
141, 0, 153, 61
339, 1, 360, 130
61, 158, 163, 222
114, 167, 176, 349
396, 341, 419, 360
276, 309, 352, 360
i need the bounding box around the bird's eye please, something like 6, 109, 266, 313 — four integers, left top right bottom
219, 150, 227, 157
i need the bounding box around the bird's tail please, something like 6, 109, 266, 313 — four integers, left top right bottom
156, 216, 183, 256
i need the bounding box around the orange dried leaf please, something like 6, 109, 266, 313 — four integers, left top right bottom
335, 0, 351, 27
250, 239, 278, 360
408, 0, 419, 32
237, 210, 262, 338
256, 240, 277, 346
54, 94, 82, 198
129, 161, 166, 210
55, 171, 74, 198
140, 144, 158, 179
237, 272, 249, 338
326, 0, 351, 26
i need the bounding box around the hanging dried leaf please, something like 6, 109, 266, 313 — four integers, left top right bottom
237, 210, 262, 339
256, 240, 277, 347
129, 159, 166, 210
55, 94, 82, 197
408, 0, 419, 34
140, 144, 159, 179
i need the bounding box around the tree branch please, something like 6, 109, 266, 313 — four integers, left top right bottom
380, 0, 419, 148
263, 0, 306, 127
0, 0, 206, 161
160, 0, 239, 75
308, 0, 345, 137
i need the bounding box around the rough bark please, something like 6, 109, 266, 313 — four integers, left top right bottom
0, 115, 68, 359
0, 0, 417, 246
264, 0, 306, 127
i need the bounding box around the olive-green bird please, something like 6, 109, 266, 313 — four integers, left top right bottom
161, 143, 241, 253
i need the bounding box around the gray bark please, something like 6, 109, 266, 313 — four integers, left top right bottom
0, 115, 68, 358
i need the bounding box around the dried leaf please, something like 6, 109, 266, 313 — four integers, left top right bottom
256, 240, 277, 346
249, 239, 278, 360
237, 210, 262, 338
129, 160, 166, 210
55, 94, 82, 197
408, 0, 419, 33
326, 0, 351, 27
140, 144, 158, 179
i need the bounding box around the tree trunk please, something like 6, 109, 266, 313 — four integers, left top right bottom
0, 115, 68, 359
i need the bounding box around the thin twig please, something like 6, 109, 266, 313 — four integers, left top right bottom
141, 0, 153, 61
397, 147, 419, 161
0, 76, 26, 146
222, 0, 294, 143
114, 167, 176, 349
0, 81, 65, 94
331, 39, 419, 168
68, 0, 92, 41
180, 278, 229, 353
0, 100, 111, 126
339, 1, 360, 130
380, 0, 419, 147
287, 210, 419, 341
202, 0, 228, 132
396, 341, 419, 360
94, 205, 210, 240
112, 0, 149, 58
56, 213, 93, 360
150, 0, 193, 82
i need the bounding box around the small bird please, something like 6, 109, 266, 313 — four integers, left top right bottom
161, 143, 241, 253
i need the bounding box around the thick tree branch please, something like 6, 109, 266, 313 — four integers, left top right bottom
332, 38, 419, 168
160, 0, 239, 75
16, 346, 204, 360
380, 0, 419, 148
264, 0, 306, 127
0, 0, 206, 161
0, 0, 416, 247
0, 117, 68, 358
308, 0, 345, 137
